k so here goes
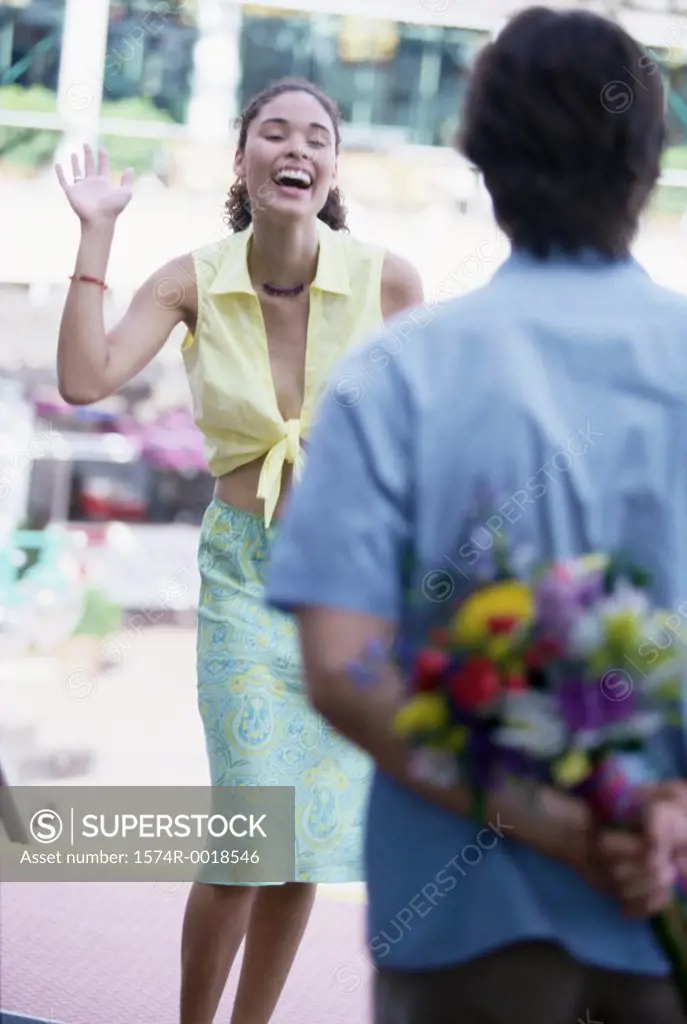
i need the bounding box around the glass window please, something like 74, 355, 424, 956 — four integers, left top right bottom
0, 0, 64, 91
103, 1, 197, 120
2, 0, 687, 166
238, 8, 488, 147
0, 1, 65, 171
0, 1, 197, 119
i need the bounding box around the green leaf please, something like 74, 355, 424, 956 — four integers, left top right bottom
628, 565, 652, 588
603, 551, 652, 593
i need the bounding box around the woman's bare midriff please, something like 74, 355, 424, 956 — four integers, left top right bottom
214, 458, 295, 523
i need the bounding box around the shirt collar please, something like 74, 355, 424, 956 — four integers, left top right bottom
207, 218, 351, 297
497, 245, 648, 277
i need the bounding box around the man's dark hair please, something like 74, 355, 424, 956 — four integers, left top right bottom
460, 6, 666, 258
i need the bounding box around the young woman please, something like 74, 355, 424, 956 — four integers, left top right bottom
55, 78, 423, 1024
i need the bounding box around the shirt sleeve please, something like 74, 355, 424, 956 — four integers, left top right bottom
266, 350, 413, 621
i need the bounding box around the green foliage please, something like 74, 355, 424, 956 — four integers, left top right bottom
73, 588, 123, 638
99, 95, 175, 174
0, 84, 59, 168
663, 145, 687, 169
649, 185, 687, 218
602, 554, 652, 594
0, 85, 174, 174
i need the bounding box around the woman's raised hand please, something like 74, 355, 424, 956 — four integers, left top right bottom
55, 144, 134, 225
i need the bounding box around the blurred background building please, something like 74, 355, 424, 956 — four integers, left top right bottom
1, 1, 687, 174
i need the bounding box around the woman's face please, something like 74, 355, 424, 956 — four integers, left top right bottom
235, 90, 338, 223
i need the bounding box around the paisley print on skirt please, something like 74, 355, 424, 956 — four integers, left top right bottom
196, 498, 371, 884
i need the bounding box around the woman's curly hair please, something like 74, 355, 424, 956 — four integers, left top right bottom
224, 77, 348, 233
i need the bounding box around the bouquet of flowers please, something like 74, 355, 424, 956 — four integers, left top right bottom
393, 547, 687, 1003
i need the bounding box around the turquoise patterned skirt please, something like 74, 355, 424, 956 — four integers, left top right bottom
196, 498, 371, 884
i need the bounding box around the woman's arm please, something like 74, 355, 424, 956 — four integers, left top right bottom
380, 251, 425, 321
55, 143, 195, 405
58, 239, 194, 405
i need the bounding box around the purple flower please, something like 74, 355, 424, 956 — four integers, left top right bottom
535, 567, 605, 642
577, 759, 638, 821
535, 575, 579, 641
574, 570, 605, 609
557, 679, 636, 732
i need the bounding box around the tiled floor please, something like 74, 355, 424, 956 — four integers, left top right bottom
1, 622, 371, 1023
1, 882, 371, 1024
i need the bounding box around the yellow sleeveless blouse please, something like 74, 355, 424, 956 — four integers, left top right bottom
181, 219, 386, 526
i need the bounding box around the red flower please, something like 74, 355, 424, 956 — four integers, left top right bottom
487, 615, 519, 635
525, 649, 544, 671
525, 636, 562, 670
414, 649, 450, 692
503, 672, 527, 692
448, 657, 501, 710
538, 636, 563, 659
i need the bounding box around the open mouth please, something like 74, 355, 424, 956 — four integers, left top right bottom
272, 168, 313, 191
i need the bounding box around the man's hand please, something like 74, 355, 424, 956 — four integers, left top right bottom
594, 794, 687, 917
640, 782, 687, 876
639, 779, 687, 814
596, 826, 677, 917
497, 784, 685, 917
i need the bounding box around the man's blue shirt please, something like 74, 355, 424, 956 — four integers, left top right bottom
266, 248, 687, 975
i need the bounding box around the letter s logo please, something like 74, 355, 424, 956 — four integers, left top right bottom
30, 808, 63, 844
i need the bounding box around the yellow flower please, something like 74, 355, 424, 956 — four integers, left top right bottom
393, 694, 448, 738
654, 611, 687, 648
578, 553, 609, 574
503, 658, 525, 678
426, 726, 467, 753
484, 634, 516, 663
653, 676, 683, 703
450, 581, 533, 647
604, 611, 641, 654
552, 750, 591, 788
445, 726, 468, 753
587, 647, 610, 677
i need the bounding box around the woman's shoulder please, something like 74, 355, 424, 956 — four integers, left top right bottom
379, 250, 423, 296
332, 225, 422, 291
335, 224, 386, 265
380, 250, 425, 319
330, 223, 424, 316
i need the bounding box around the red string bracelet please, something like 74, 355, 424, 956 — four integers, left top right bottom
70, 274, 108, 291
